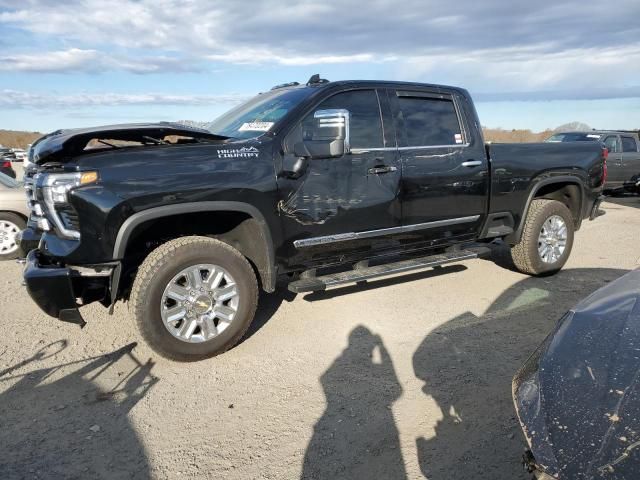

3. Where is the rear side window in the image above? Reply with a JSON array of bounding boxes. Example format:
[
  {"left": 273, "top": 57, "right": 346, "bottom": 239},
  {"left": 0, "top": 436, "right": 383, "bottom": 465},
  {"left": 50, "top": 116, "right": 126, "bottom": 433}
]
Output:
[
  {"left": 621, "top": 136, "right": 638, "bottom": 153},
  {"left": 397, "top": 95, "right": 462, "bottom": 147},
  {"left": 603, "top": 136, "right": 620, "bottom": 153}
]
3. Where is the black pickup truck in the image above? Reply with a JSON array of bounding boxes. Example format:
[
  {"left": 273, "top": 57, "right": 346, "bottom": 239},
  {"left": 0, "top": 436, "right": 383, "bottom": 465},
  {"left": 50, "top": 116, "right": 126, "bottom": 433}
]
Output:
[{"left": 20, "top": 76, "right": 607, "bottom": 360}]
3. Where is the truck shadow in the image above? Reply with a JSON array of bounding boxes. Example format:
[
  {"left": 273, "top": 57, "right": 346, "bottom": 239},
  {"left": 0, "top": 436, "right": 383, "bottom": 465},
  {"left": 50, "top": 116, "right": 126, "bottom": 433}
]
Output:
[
  {"left": 603, "top": 194, "right": 640, "bottom": 210},
  {"left": 242, "top": 288, "right": 297, "bottom": 342},
  {"left": 0, "top": 341, "right": 158, "bottom": 479},
  {"left": 412, "top": 267, "right": 627, "bottom": 479},
  {"left": 301, "top": 325, "right": 406, "bottom": 479}
]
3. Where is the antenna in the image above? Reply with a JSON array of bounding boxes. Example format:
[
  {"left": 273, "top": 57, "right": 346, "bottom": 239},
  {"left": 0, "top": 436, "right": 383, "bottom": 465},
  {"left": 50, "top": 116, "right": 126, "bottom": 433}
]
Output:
[{"left": 307, "top": 74, "right": 329, "bottom": 86}]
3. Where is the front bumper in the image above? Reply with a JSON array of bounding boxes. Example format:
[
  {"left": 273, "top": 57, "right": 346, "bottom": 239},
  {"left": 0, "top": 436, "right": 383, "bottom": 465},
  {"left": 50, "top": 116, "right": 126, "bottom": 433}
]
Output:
[
  {"left": 23, "top": 250, "right": 85, "bottom": 325},
  {"left": 16, "top": 226, "right": 42, "bottom": 259},
  {"left": 23, "top": 250, "right": 117, "bottom": 327}
]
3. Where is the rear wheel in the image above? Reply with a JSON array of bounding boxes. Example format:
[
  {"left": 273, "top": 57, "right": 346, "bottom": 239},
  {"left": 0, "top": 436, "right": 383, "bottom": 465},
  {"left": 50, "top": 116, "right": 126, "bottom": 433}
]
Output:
[
  {"left": 510, "top": 199, "right": 574, "bottom": 276},
  {"left": 0, "top": 212, "right": 26, "bottom": 260},
  {"left": 130, "top": 236, "right": 258, "bottom": 361}
]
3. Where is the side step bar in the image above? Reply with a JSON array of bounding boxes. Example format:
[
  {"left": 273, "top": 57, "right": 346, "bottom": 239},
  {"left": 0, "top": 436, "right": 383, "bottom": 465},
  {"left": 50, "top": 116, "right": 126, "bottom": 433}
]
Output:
[{"left": 288, "top": 246, "right": 491, "bottom": 293}]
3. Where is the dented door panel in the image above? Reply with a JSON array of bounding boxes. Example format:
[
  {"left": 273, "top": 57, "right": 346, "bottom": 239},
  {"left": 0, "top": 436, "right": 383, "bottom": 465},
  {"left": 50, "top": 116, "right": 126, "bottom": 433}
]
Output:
[{"left": 275, "top": 88, "right": 402, "bottom": 268}]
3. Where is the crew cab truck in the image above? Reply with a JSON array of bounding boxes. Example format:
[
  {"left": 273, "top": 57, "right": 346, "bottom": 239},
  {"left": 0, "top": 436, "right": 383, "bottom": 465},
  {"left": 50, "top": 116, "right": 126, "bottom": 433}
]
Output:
[{"left": 20, "top": 76, "right": 607, "bottom": 360}]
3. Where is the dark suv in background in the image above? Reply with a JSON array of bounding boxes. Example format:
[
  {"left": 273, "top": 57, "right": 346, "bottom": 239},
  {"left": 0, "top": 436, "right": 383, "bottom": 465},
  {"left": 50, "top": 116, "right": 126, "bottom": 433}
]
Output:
[{"left": 547, "top": 130, "right": 640, "bottom": 193}]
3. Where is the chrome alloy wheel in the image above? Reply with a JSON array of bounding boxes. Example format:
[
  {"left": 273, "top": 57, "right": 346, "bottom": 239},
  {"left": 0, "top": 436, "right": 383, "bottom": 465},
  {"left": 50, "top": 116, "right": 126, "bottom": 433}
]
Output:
[
  {"left": 537, "top": 215, "right": 567, "bottom": 264},
  {"left": 160, "top": 264, "right": 239, "bottom": 343},
  {"left": 0, "top": 220, "right": 20, "bottom": 255}
]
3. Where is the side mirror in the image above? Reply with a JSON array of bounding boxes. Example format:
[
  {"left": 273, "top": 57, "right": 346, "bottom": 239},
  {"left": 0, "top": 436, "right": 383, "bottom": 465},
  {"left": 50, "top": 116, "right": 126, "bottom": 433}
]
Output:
[{"left": 296, "top": 109, "right": 350, "bottom": 159}]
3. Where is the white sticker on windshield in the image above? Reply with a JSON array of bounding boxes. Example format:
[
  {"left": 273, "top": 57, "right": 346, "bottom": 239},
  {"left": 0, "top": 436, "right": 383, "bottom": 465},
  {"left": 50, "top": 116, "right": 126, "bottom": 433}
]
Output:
[
  {"left": 586, "top": 134, "right": 601, "bottom": 139},
  {"left": 239, "top": 122, "right": 274, "bottom": 132},
  {"left": 454, "top": 133, "right": 463, "bottom": 144}
]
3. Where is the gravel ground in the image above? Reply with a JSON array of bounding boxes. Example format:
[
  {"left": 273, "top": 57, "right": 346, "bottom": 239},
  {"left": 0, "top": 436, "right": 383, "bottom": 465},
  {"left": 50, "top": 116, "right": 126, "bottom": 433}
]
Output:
[{"left": 1, "top": 196, "right": 639, "bottom": 480}]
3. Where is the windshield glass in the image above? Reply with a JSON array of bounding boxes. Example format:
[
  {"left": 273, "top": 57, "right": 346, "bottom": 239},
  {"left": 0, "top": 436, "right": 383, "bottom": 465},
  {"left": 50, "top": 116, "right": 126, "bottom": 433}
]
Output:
[
  {"left": 0, "top": 172, "right": 20, "bottom": 188},
  {"left": 546, "top": 133, "right": 601, "bottom": 142},
  {"left": 208, "top": 88, "right": 313, "bottom": 139}
]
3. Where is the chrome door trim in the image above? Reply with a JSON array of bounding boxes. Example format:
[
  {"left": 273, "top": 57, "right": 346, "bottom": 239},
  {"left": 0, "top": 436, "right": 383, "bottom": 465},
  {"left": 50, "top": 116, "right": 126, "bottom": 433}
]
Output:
[
  {"left": 293, "top": 215, "right": 480, "bottom": 248},
  {"left": 350, "top": 144, "right": 470, "bottom": 155}
]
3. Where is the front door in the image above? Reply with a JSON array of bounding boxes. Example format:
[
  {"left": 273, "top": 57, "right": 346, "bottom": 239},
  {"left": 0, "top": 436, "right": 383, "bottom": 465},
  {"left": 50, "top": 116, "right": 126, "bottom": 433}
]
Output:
[
  {"left": 390, "top": 89, "right": 489, "bottom": 247},
  {"left": 277, "top": 88, "right": 401, "bottom": 267}
]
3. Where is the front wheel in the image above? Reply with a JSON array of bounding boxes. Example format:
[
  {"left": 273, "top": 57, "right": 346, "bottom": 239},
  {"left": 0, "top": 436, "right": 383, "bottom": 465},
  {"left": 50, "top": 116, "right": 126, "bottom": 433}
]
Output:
[
  {"left": 130, "top": 236, "right": 259, "bottom": 361},
  {"left": 510, "top": 199, "right": 575, "bottom": 276}
]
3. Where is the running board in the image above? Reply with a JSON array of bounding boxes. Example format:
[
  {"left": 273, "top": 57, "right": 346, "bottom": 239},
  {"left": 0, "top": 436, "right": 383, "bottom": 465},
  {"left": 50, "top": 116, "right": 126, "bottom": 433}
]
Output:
[{"left": 287, "top": 247, "right": 490, "bottom": 293}]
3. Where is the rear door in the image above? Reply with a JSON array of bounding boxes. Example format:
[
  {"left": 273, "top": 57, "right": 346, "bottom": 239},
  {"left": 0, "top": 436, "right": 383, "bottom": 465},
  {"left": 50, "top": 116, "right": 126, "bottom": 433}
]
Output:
[
  {"left": 390, "top": 89, "right": 489, "bottom": 246},
  {"left": 603, "top": 135, "right": 624, "bottom": 185},
  {"left": 620, "top": 135, "right": 640, "bottom": 185}
]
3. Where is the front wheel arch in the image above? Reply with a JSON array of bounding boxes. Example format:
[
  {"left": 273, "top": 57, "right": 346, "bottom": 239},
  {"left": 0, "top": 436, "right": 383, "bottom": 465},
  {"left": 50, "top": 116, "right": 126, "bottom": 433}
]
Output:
[{"left": 112, "top": 202, "right": 276, "bottom": 302}]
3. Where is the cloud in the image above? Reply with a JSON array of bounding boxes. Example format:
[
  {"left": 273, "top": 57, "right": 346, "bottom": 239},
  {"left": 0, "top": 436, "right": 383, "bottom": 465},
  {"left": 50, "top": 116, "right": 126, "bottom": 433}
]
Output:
[
  {"left": 1, "top": 0, "right": 640, "bottom": 100},
  {"left": 0, "top": 90, "right": 247, "bottom": 109},
  {"left": 0, "top": 48, "right": 200, "bottom": 74},
  {"left": 3, "top": 0, "right": 639, "bottom": 59}
]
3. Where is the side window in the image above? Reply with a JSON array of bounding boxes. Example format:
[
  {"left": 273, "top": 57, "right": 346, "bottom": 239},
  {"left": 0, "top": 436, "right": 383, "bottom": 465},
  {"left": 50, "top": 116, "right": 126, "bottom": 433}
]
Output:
[
  {"left": 302, "top": 90, "right": 383, "bottom": 149},
  {"left": 603, "top": 136, "right": 620, "bottom": 153},
  {"left": 621, "top": 136, "right": 638, "bottom": 153},
  {"left": 397, "top": 95, "right": 462, "bottom": 147}
]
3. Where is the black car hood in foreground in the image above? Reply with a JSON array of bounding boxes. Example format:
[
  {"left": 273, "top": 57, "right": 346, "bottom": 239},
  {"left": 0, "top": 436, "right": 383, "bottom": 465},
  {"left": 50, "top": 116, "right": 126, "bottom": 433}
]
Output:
[
  {"left": 513, "top": 269, "right": 640, "bottom": 479},
  {"left": 30, "top": 122, "right": 226, "bottom": 165}
]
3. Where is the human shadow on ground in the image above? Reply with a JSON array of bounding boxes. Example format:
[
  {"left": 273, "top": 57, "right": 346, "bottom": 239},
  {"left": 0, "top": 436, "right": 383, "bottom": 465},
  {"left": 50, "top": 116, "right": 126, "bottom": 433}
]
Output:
[
  {"left": 301, "top": 325, "right": 406, "bottom": 479},
  {"left": 0, "top": 341, "right": 158, "bottom": 479},
  {"left": 413, "top": 266, "right": 627, "bottom": 479}
]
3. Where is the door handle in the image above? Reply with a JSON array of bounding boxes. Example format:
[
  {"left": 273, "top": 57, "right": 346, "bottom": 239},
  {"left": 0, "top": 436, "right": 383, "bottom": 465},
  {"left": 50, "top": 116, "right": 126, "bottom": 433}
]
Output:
[
  {"left": 368, "top": 165, "right": 398, "bottom": 175},
  {"left": 461, "top": 160, "right": 482, "bottom": 167}
]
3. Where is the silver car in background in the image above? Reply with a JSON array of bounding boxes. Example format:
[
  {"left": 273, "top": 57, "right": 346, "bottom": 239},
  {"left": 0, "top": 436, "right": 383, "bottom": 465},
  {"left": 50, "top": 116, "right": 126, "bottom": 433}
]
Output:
[{"left": 0, "top": 172, "right": 29, "bottom": 259}]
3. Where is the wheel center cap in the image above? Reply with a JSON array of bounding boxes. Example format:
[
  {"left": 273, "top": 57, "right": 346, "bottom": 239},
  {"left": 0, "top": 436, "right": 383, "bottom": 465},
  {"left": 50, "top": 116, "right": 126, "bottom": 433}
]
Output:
[{"left": 193, "top": 295, "right": 213, "bottom": 315}]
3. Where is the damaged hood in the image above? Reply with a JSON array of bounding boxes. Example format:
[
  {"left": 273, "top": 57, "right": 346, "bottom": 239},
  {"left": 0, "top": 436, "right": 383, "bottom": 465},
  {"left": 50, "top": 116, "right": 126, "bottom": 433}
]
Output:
[
  {"left": 513, "top": 268, "right": 640, "bottom": 479},
  {"left": 30, "top": 122, "right": 226, "bottom": 165}
]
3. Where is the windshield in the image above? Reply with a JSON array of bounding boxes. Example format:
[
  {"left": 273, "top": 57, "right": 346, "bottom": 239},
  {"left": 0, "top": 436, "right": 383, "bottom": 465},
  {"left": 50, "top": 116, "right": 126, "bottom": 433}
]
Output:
[
  {"left": 0, "top": 172, "right": 20, "bottom": 188},
  {"left": 546, "top": 133, "right": 601, "bottom": 142},
  {"left": 208, "top": 88, "right": 313, "bottom": 139}
]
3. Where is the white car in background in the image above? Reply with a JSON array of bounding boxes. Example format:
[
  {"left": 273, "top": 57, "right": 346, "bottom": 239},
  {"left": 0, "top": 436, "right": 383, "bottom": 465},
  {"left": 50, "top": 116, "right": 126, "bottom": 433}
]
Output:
[
  {"left": 0, "top": 172, "right": 29, "bottom": 259},
  {"left": 11, "top": 148, "right": 27, "bottom": 162}
]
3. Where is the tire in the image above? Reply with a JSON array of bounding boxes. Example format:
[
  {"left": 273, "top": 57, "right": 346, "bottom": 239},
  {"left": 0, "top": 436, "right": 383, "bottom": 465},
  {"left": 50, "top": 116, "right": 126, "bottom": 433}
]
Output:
[
  {"left": 130, "top": 236, "right": 259, "bottom": 361},
  {"left": 510, "top": 199, "right": 574, "bottom": 276},
  {"left": 0, "top": 212, "right": 26, "bottom": 260}
]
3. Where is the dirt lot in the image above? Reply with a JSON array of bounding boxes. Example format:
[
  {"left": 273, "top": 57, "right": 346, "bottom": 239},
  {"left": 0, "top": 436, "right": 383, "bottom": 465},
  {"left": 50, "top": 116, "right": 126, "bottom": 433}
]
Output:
[{"left": 1, "top": 196, "right": 639, "bottom": 480}]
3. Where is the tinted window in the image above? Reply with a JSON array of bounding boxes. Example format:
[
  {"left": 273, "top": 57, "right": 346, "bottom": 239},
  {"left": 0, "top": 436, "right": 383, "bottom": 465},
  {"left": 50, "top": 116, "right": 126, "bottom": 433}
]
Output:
[
  {"left": 303, "top": 90, "right": 383, "bottom": 148},
  {"left": 397, "top": 96, "right": 462, "bottom": 147},
  {"left": 603, "top": 136, "right": 620, "bottom": 153},
  {"left": 621, "top": 136, "right": 638, "bottom": 153},
  {"left": 545, "top": 133, "right": 601, "bottom": 142}
]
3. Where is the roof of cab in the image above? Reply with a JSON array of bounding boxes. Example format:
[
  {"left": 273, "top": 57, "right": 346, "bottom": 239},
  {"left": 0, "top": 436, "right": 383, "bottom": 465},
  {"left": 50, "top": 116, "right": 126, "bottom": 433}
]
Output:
[{"left": 272, "top": 78, "right": 469, "bottom": 96}]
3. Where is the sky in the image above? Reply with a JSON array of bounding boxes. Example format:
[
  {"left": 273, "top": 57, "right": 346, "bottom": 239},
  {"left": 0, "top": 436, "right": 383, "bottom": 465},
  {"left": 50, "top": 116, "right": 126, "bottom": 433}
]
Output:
[{"left": 1, "top": 0, "right": 639, "bottom": 133}]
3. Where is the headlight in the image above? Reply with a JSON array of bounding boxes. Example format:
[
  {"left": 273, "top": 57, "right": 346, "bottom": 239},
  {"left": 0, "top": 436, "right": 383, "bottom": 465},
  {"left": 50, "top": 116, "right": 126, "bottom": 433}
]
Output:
[
  {"left": 42, "top": 172, "right": 98, "bottom": 205},
  {"left": 41, "top": 171, "right": 98, "bottom": 239}
]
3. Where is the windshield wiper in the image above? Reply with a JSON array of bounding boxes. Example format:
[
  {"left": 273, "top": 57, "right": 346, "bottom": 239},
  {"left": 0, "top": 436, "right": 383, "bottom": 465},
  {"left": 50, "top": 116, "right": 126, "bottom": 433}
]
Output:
[
  {"left": 142, "top": 136, "right": 169, "bottom": 145},
  {"left": 97, "top": 139, "right": 121, "bottom": 149}
]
